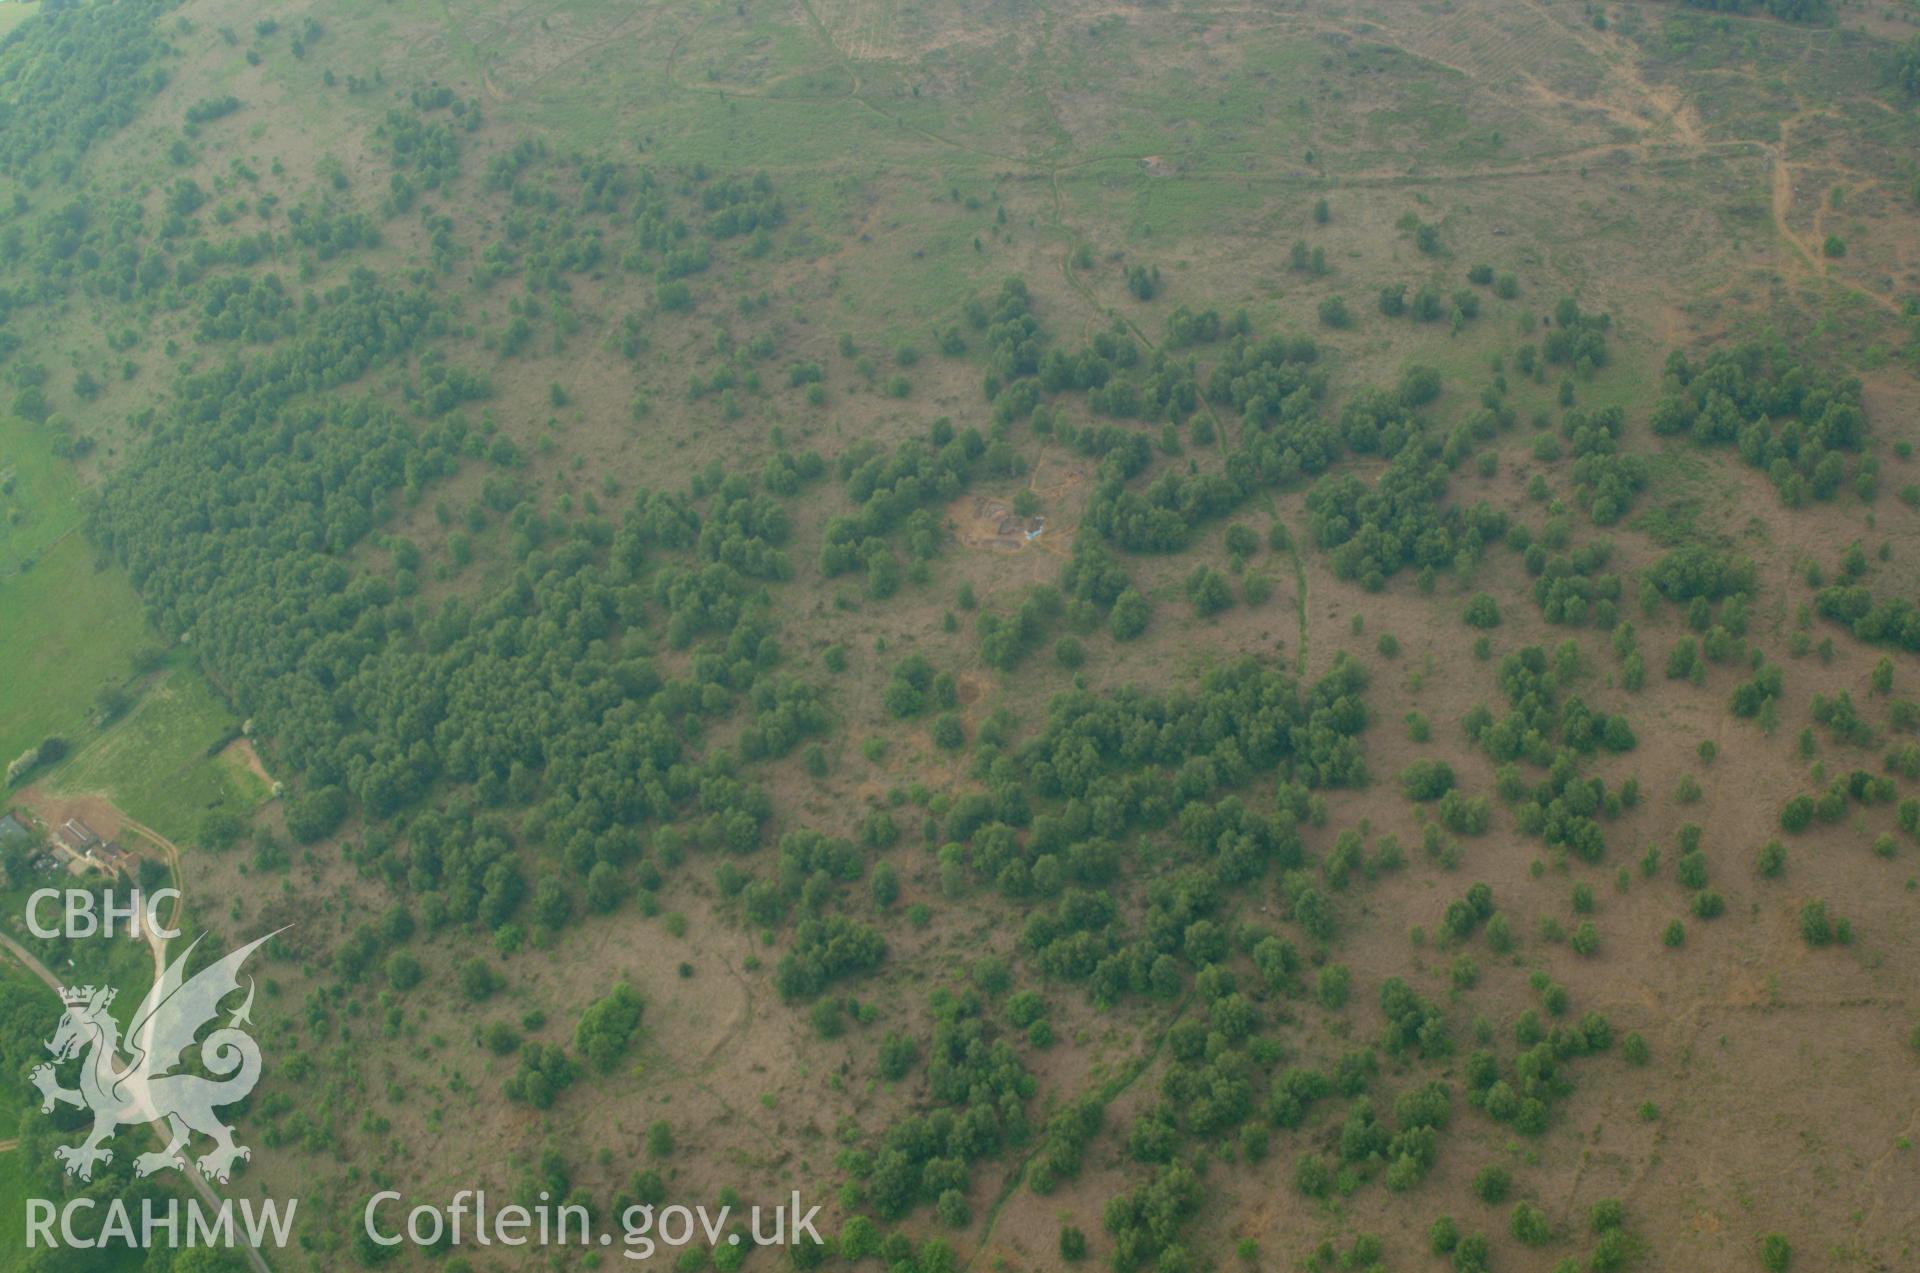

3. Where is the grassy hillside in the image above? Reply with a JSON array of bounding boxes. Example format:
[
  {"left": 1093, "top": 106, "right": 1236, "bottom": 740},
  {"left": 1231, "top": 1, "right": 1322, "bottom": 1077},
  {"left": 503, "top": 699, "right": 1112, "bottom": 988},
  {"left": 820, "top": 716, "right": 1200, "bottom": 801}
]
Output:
[{"left": 0, "top": 0, "right": 1915, "bottom": 1271}]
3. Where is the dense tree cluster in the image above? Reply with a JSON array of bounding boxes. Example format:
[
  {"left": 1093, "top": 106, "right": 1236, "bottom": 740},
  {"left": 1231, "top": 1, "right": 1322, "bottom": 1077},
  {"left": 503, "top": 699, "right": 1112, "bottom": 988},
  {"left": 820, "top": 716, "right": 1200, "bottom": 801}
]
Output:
[
  {"left": 1519, "top": 523, "right": 1622, "bottom": 627},
  {"left": 1647, "top": 545, "right": 1756, "bottom": 602},
  {"left": 849, "top": 987, "right": 1035, "bottom": 1222},
  {"left": 1814, "top": 585, "right": 1920, "bottom": 651},
  {"left": 1900, "top": 37, "right": 1920, "bottom": 98},
  {"left": 379, "top": 99, "right": 475, "bottom": 192},
  {"left": 1464, "top": 645, "right": 1637, "bottom": 861},
  {"left": 823, "top": 418, "right": 989, "bottom": 590},
  {"left": 1561, "top": 406, "right": 1647, "bottom": 524},
  {"left": 774, "top": 916, "right": 887, "bottom": 1000},
  {"left": 184, "top": 94, "right": 243, "bottom": 127},
  {"left": 1041, "top": 324, "right": 1200, "bottom": 423},
  {"left": 0, "top": 0, "right": 173, "bottom": 182},
  {"left": 1163, "top": 304, "right": 1247, "bottom": 349},
  {"left": 575, "top": 981, "right": 646, "bottom": 1071},
  {"left": 1309, "top": 435, "right": 1509, "bottom": 590},
  {"left": 1682, "top": 0, "right": 1831, "bottom": 21},
  {"left": 1651, "top": 343, "right": 1872, "bottom": 505},
  {"left": 1541, "top": 298, "right": 1612, "bottom": 373}
]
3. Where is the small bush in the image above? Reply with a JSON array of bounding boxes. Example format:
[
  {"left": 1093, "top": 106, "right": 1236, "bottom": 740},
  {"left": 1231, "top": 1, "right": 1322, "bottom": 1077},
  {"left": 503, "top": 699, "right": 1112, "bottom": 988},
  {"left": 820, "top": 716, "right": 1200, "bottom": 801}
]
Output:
[{"left": 1509, "top": 1201, "right": 1551, "bottom": 1246}]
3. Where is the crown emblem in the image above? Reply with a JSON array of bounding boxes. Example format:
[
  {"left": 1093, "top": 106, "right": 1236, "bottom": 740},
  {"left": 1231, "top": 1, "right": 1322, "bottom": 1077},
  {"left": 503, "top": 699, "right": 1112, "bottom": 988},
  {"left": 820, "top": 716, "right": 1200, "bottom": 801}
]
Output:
[{"left": 59, "top": 985, "right": 111, "bottom": 1009}]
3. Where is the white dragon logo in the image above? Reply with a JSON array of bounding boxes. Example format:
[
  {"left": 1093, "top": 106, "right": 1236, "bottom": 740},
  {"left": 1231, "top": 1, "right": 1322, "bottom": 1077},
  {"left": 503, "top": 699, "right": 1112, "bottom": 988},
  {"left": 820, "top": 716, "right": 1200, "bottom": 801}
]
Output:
[{"left": 31, "top": 930, "right": 281, "bottom": 1184}]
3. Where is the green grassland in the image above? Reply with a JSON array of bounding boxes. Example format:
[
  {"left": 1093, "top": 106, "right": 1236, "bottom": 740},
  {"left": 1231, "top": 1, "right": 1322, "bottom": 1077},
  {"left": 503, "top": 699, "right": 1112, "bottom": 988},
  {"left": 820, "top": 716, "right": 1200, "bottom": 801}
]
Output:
[
  {"left": 0, "top": 409, "right": 82, "bottom": 579},
  {"left": 51, "top": 664, "right": 258, "bottom": 845},
  {"left": 0, "top": 365, "right": 155, "bottom": 775},
  {"left": 0, "top": 531, "right": 151, "bottom": 772},
  {"left": 0, "top": 2, "right": 35, "bottom": 42}
]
